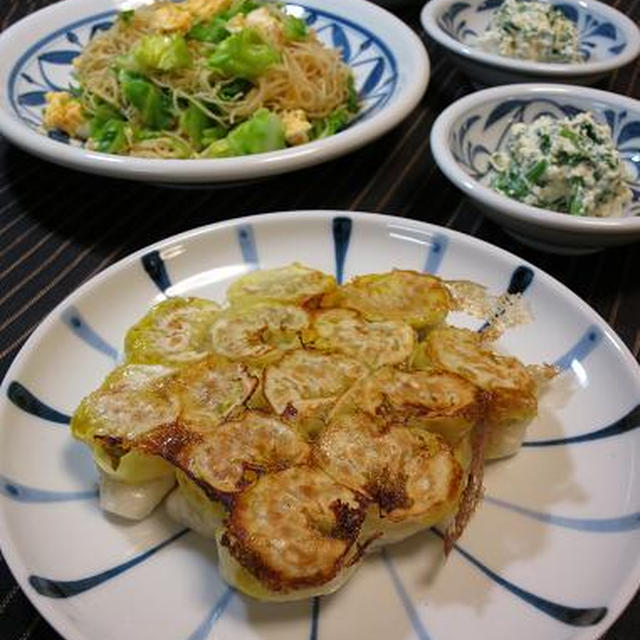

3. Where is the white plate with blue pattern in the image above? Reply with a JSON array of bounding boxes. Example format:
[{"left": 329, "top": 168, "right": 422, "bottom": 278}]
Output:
[
  {"left": 421, "top": 0, "right": 640, "bottom": 85},
  {"left": 1, "top": 210, "right": 639, "bottom": 640},
  {"left": 430, "top": 84, "right": 640, "bottom": 254},
  {"left": 0, "top": 0, "right": 428, "bottom": 184}
]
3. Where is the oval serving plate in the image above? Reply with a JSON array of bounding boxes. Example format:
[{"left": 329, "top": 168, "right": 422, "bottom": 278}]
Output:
[
  {"left": 0, "top": 0, "right": 428, "bottom": 184},
  {"left": 1, "top": 211, "right": 639, "bottom": 640}
]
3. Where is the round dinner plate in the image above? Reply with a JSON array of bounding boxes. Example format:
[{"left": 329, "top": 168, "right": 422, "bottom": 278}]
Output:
[
  {"left": 0, "top": 0, "right": 429, "bottom": 184},
  {"left": 0, "top": 211, "right": 639, "bottom": 640}
]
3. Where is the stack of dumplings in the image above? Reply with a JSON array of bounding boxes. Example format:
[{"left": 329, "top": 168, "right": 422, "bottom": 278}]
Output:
[{"left": 71, "top": 264, "right": 553, "bottom": 600}]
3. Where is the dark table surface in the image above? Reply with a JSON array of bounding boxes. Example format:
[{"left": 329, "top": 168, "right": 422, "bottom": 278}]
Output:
[{"left": 1, "top": 0, "right": 639, "bottom": 638}]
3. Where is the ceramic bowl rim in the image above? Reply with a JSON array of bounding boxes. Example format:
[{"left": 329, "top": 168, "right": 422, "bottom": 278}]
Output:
[
  {"left": 421, "top": 0, "right": 640, "bottom": 77},
  {"left": 430, "top": 83, "right": 640, "bottom": 236},
  {"left": 0, "top": 0, "right": 430, "bottom": 184}
]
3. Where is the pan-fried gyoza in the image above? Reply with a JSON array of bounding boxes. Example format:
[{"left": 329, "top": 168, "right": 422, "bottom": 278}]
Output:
[{"left": 71, "top": 263, "right": 554, "bottom": 600}]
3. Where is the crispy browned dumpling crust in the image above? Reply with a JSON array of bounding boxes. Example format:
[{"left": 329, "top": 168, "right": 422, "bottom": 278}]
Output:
[
  {"left": 227, "top": 263, "right": 337, "bottom": 307},
  {"left": 263, "top": 349, "right": 368, "bottom": 438},
  {"left": 302, "top": 308, "right": 415, "bottom": 369},
  {"left": 210, "top": 302, "right": 310, "bottom": 366},
  {"left": 137, "top": 411, "right": 310, "bottom": 501},
  {"left": 320, "top": 270, "right": 452, "bottom": 328},
  {"left": 220, "top": 466, "right": 368, "bottom": 593},
  {"left": 124, "top": 297, "right": 221, "bottom": 367},
  {"left": 332, "top": 367, "right": 486, "bottom": 446},
  {"left": 78, "top": 358, "right": 257, "bottom": 476},
  {"left": 315, "top": 411, "right": 463, "bottom": 526},
  {"left": 173, "top": 356, "right": 258, "bottom": 429},
  {"left": 72, "top": 364, "right": 179, "bottom": 445},
  {"left": 70, "top": 264, "right": 550, "bottom": 600},
  {"left": 421, "top": 326, "right": 538, "bottom": 458},
  {"left": 422, "top": 326, "right": 536, "bottom": 425}
]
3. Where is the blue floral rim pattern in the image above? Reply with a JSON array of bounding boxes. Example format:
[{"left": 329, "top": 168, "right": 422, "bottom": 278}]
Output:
[
  {"left": 8, "top": 4, "right": 398, "bottom": 143},
  {"left": 449, "top": 98, "right": 640, "bottom": 209},
  {"left": 438, "top": 0, "right": 628, "bottom": 61}
]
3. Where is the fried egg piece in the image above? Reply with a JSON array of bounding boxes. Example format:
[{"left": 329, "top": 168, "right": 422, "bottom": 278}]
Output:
[
  {"left": 185, "top": 0, "right": 232, "bottom": 21},
  {"left": 332, "top": 367, "right": 485, "bottom": 446},
  {"left": 282, "top": 110, "right": 312, "bottom": 146},
  {"left": 210, "top": 302, "right": 309, "bottom": 366},
  {"left": 148, "top": 4, "right": 193, "bottom": 33},
  {"left": 125, "top": 297, "right": 221, "bottom": 367},
  {"left": 321, "top": 270, "right": 452, "bottom": 329},
  {"left": 43, "top": 92, "right": 89, "bottom": 138},
  {"left": 422, "top": 326, "right": 538, "bottom": 458},
  {"left": 217, "top": 465, "right": 368, "bottom": 600},
  {"left": 263, "top": 350, "right": 368, "bottom": 438},
  {"left": 315, "top": 412, "right": 464, "bottom": 546},
  {"left": 226, "top": 7, "right": 285, "bottom": 45},
  {"left": 244, "top": 7, "right": 284, "bottom": 44},
  {"left": 302, "top": 308, "right": 415, "bottom": 369},
  {"left": 227, "top": 263, "right": 336, "bottom": 306}
]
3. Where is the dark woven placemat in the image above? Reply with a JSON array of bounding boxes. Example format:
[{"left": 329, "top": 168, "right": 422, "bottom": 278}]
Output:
[{"left": 1, "top": 1, "right": 639, "bottom": 638}]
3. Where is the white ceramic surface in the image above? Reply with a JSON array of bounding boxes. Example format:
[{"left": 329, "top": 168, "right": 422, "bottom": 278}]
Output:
[
  {"left": 421, "top": 0, "right": 640, "bottom": 86},
  {"left": 1, "top": 210, "right": 639, "bottom": 640},
  {"left": 430, "top": 83, "right": 640, "bottom": 254},
  {"left": 0, "top": 0, "right": 429, "bottom": 184}
]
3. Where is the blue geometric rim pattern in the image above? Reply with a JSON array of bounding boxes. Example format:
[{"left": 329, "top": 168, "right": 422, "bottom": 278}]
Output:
[
  {"left": 5, "top": 216, "right": 639, "bottom": 637},
  {"left": 8, "top": 4, "right": 398, "bottom": 142},
  {"left": 449, "top": 97, "right": 640, "bottom": 208},
  {"left": 437, "top": 0, "right": 628, "bottom": 61}
]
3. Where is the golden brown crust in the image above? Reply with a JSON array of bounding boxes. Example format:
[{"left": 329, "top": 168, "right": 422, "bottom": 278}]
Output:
[
  {"left": 320, "top": 270, "right": 452, "bottom": 328},
  {"left": 423, "top": 326, "right": 537, "bottom": 426},
  {"left": 302, "top": 308, "right": 415, "bottom": 369},
  {"left": 314, "top": 411, "right": 463, "bottom": 524},
  {"left": 220, "top": 466, "right": 367, "bottom": 592},
  {"left": 227, "top": 263, "right": 337, "bottom": 307},
  {"left": 209, "top": 302, "right": 309, "bottom": 365},
  {"left": 136, "top": 411, "right": 310, "bottom": 502},
  {"left": 71, "top": 265, "right": 550, "bottom": 599},
  {"left": 173, "top": 356, "right": 258, "bottom": 428},
  {"left": 331, "top": 367, "right": 486, "bottom": 446},
  {"left": 263, "top": 349, "right": 368, "bottom": 438}
]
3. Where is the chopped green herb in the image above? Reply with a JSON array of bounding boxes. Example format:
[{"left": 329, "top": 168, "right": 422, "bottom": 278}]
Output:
[
  {"left": 346, "top": 76, "right": 359, "bottom": 113},
  {"left": 188, "top": 19, "right": 229, "bottom": 44},
  {"left": 312, "top": 108, "right": 350, "bottom": 140},
  {"left": 119, "top": 10, "right": 135, "bottom": 25},
  {"left": 217, "top": 78, "right": 253, "bottom": 101},
  {"left": 283, "top": 15, "right": 308, "bottom": 41},
  {"left": 525, "top": 159, "right": 548, "bottom": 184},
  {"left": 90, "top": 116, "right": 127, "bottom": 153}
]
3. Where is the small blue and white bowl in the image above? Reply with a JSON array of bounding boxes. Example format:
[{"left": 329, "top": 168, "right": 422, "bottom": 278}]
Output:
[
  {"left": 430, "top": 84, "right": 640, "bottom": 254},
  {"left": 0, "top": 0, "right": 429, "bottom": 184},
  {"left": 421, "top": 0, "right": 640, "bottom": 86}
]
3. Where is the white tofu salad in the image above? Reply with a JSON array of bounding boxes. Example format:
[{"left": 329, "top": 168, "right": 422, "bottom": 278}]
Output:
[
  {"left": 477, "top": 0, "right": 584, "bottom": 63},
  {"left": 489, "top": 112, "right": 632, "bottom": 217}
]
